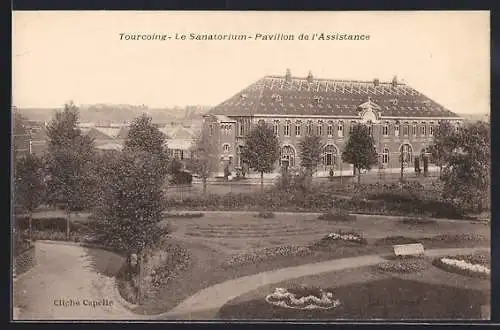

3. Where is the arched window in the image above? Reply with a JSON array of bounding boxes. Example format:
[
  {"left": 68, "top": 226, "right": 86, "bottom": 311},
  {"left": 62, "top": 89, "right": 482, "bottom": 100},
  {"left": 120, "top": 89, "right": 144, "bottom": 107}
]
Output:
[
  {"left": 295, "top": 121, "right": 302, "bottom": 136},
  {"left": 382, "top": 147, "right": 390, "bottom": 164},
  {"left": 322, "top": 145, "right": 338, "bottom": 166},
  {"left": 412, "top": 122, "right": 417, "bottom": 136},
  {"left": 306, "top": 120, "right": 313, "bottom": 135},
  {"left": 367, "top": 121, "right": 373, "bottom": 136},
  {"left": 382, "top": 121, "right": 389, "bottom": 136},
  {"left": 317, "top": 121, "right": 323, "bottom": 136},
  {"left": 420, "top": 122, "right": 427, "bottom": 136},
  {"left": 280, "top": 145, "right": 295, "bottom": 168},
  {"left": 284, "top": 120, "right": 291, "bottom": 136},
  {"left": 400, "top": 144, "right": 412, "bottom": 164},
  {"left": 395, "top": 121, "right": 400, "bottom": 137},
  {"left": 403, "top": 122, "right": 409, "bottom": 136},
  {"left": 429, "top": 122, "right": 435, "bottom": 136},
  {"left": 327, "top": 121, "right": 333, "bottom": 136},
  {"left": 338, "top": 121, "right": 344, "bottom": 138}
]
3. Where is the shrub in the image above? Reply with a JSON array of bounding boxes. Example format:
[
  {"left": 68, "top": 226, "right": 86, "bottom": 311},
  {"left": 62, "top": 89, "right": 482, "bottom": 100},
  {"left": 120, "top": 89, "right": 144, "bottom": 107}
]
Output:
[
  {"left": 254, "top": 212, "right": 275, "bottom": 219},
  {"left": 398, "top": 217, "right": 438, "bottom": 226},
  {"left": 317, "top": 210, "right": 355, "bottom": 222},
  {"left": 374, "top": 236, "right": 424, "bottom": 246},
  {"left": 170, "top": 171, "right": 193, "bottom": 185},
  {"left": 163, "top": 212, "right": 204, "bottom": 219},
  {"left": 376, "top": 259, "right": 428, "bottom": 273},
  {"left": 15, "top": 217, "right": 87, "bottom": 233}
]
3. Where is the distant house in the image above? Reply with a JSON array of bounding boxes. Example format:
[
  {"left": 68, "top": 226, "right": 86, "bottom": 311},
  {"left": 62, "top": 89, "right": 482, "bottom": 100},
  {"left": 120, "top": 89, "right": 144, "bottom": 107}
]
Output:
[{"left": 161, "top": 125, "right": 197, "bottom": 160}]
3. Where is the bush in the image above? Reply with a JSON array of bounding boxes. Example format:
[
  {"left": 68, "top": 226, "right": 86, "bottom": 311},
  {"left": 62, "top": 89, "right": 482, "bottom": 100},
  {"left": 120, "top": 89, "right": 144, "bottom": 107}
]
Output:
[
  {"left": 374, "top": 236, "right": 424, "bottom": 246},
  {"left": 317, "top": 210, "right": 355, "bottom": 222},
  {"left": 312, "top": 230, "right": 368, "bottom": 248},
  {"left": 163, "top": 212, "right": 204, "bottom": 219},
  {"left": 254, "top": 212, "right": 275, "bottom": 219},
  {"left": 15, "top": 217, "right": 87, "bottom": 233},
  {"left": 170, "top": 171, "right": 193, "bottom": 185},
  {"left": 376, "top": 259, "right": 428, "bottom": 273},
  {"left": 398, "top": 217, "right": 438, "bottom": 226}
]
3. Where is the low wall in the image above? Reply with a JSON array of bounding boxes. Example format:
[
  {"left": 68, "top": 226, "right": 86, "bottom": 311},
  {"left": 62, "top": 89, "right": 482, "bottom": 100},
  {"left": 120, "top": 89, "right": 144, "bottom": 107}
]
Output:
[{"left": 14, "top": 245, "right": 36, "bottom": 277}]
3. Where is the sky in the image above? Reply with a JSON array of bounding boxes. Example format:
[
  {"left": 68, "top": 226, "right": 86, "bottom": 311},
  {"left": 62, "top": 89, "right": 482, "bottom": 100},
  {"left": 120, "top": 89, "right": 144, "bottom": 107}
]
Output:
[{"left": 12, "top": 11, "right": 490, "bottom": 114}]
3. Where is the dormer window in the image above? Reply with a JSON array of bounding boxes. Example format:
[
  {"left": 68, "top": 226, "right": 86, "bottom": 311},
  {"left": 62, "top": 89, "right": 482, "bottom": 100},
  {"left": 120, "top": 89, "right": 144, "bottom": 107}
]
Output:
[
  {"left": 240, "top": 94, "right": 248, "bottom": 99},
  {"left": 271, "top": 94, "right": 282, "bottom": 102},
  {"left": 391, "top": 99, "right": 398, "bottom": 106}
]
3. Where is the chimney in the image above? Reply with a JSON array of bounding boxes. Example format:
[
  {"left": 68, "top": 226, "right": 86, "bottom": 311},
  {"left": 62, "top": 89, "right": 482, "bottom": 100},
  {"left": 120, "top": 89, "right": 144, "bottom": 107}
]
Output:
[
  {"left": 285, "top": 68, "right": 292, "bottom": 82},
  {"left": 373, "top": 78, "right": 380, "bottom": 87},
  {"left": 392, "top": 75, "right": 398, "bottom": 88},
  {"left": 307, "top": 70, "right": 314, "bottom": 83}
]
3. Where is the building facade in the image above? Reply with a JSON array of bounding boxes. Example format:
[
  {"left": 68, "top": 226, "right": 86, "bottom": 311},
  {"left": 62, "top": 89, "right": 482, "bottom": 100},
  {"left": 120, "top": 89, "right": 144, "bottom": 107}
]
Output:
[{"left": 204, "top": 71, "right": 462, "bottom": 177}]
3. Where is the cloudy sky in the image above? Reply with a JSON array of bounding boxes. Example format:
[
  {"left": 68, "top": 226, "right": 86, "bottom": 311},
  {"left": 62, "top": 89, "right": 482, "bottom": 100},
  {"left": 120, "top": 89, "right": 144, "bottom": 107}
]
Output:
[{"left": 12, "top": 11, "right": 489, "bottom": 114}]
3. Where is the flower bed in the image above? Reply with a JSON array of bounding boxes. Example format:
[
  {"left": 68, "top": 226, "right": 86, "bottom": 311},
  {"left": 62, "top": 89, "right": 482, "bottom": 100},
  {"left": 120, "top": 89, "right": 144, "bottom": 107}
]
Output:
[
  {"left": 222, "top": 245, "right": 312, "bottom": 267},
  {"left": 433, "top": 252, "right": 490, "bottom": 279},
  {"left": 312, "top": 230, "right": 368, "bottom": 248},
  {"left": 265, "top": 287, "right": 341, "bottom": 310},
  {"left": 376, "top": 257, "right": 428, "bottom": 274}
]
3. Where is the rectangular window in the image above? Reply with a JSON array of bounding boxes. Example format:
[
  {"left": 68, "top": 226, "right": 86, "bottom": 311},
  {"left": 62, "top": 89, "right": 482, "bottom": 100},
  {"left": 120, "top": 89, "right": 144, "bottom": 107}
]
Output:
[
  {"left": 403, "top": 124, "right": 409, "bottom": 136},
  {"left": 239, "top": 121, "right": 244, "bottom": 136},
  {"left": 429, "top": 124, "right": 434, "bottom": 136},
  {"left": 317, "top": 121, "right": 323, "bottom": 136},
  {"left": 274, "top": 120, "right": 279, "bottom": 136},
  {"left": 209, "top": 124, "right": 214, "bottom": 136},
  {"left": 412, "top": 123, "right": 417, "bottom": 136},
  {"left": 395, "top": 124, "right": 400, "bottom": 137},
  {"left": 284, "top": 121, "right": 290, "bottom": 136},
  {"left": 307, "top": 121, "right": 313, "bottom": 135},
  {"left": 338, "top": 122, "right": 344, "bottom": 138},
  {"left": 421, "top": 125, "right": 427, "bottom": 136},
  {"left": 295, "top": 122, "right": 301, "bottom": 136},
  {"left": 327, "top": 123, "right": 333, "bottom": 136},
  {"left": 382, "top": 123, "right": 388, "bottom": 136}
]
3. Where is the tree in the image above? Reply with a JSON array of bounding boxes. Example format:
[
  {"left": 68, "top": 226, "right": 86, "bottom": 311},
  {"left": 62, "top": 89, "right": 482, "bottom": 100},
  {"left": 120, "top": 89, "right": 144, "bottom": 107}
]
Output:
[
  {"left": 298, "top": 134, "right": 323, "bottom": 188},
  {"left": 91, "top": 151, "right": 168, "bottom": 300},
  {"left": 14, "top": 154, "right": 45, "bottom": 240},
  {"left": 124, "top": 114, "right": 166, "bottom": 156},
  {"left": 429, "top": 121, "right": 455, "bottom": 175},
  {"left": 91, "top": 118, "right": 169, "bottom": 300},
  {"left": 241, "top": 121, "right": 280, "bottom": 192},
  {"left": 341, "top": 123, "right": 378, "bottom": 184},
  {"left": 167, "top": 158, "right": 183, "bottom": 175},
  {"left": 45, "top": 102, "right": 96, "bottom": 239},
  {"left": 440, "top": 121, "right": 490, "bottom": 213},
  {"left": 186, "top": 127, "right": 217, "bottom": 195}
]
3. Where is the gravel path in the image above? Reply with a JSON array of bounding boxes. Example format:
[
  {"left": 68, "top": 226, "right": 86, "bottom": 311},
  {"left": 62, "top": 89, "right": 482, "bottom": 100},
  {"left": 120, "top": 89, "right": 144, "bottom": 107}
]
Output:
[{"left": 13, "top": 242, "right": 139, "bottom": 320}]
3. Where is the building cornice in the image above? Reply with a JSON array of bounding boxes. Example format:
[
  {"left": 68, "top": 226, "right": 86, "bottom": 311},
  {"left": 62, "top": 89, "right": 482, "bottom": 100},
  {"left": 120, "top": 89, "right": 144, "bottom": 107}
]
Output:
[{"left": 245, "top": 114, "right": 462, "bottom": 121}]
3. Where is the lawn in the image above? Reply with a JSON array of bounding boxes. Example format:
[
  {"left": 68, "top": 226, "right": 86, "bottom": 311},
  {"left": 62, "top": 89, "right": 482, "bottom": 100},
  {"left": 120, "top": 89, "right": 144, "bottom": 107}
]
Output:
[
  {"left": 129, "top": 212, "right": 489, "bottom": 315},
  {"left": 217, "top": 260, "right": 490, "bottom": 320}
]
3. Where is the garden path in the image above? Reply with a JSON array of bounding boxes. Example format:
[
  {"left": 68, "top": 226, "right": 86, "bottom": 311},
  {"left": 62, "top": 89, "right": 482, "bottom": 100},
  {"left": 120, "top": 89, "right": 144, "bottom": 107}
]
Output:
[{"left": 157, "top": 247, "right": 487, "bottom": 320}]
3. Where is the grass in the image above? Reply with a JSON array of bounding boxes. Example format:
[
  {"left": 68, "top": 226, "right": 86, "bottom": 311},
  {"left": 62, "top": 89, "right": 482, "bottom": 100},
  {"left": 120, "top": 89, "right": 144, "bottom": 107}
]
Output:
[{"left": 218, "top": 278, "right": 488, "bottom": 319}]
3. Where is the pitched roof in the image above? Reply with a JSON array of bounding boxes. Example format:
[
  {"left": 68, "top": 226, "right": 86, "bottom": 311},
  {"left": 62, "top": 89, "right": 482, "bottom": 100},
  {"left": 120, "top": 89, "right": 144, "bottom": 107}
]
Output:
[
  {"left": 209, "top": 75, "right": 459, "bottom": 118},
  {"left": 94, "top": 127, "right": 121, "bottom": 139},
  {"left": 84, "top": 127, "right": 114, "bottom": 140},
  {"left": 116, "top": 127, "right": 130, "bottom": 139},
  {"left": 160, "top": 125, "right": 197, "bottom": 139},
  {"left": 165, "top": 139, "right": 194, "bottom": 150},
  {"left": 96, "top": 142, "right": 123, "bottom": 151}
]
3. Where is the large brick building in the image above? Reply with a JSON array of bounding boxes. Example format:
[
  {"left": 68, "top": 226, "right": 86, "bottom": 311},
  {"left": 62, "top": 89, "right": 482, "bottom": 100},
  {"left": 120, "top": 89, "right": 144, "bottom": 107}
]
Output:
[{"left": 203, "top": 70, "right": 462, "bottom": 178}]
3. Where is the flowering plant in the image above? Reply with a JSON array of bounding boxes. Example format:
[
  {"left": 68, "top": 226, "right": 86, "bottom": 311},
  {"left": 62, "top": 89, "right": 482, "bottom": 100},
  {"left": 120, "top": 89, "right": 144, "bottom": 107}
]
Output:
[
  {"left": 223, "top": 245, "right": 312, "bottom": 267},
  {"left": 265, "top": 287, "right": 341, "bottom": 310},
  {"left": 313, "top": 230, "right": 368, "bottom": 248},
  {"left": 433, "top": 252, "right": 490, "bottom": 279}
]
